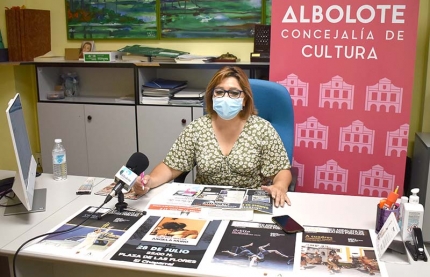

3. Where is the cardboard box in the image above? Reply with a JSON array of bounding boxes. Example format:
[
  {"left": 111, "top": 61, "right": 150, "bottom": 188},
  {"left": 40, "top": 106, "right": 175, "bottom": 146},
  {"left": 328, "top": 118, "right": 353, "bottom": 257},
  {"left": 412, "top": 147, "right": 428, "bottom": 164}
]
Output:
[
  {"left": 65, "top": 48, "right": 80, "bottom": 60},
  {"left": 5, "top": 9, "right": 50, "bottom": 61},
  {"left": 83, "top": 52, "right": 122, "bottom": 62}
]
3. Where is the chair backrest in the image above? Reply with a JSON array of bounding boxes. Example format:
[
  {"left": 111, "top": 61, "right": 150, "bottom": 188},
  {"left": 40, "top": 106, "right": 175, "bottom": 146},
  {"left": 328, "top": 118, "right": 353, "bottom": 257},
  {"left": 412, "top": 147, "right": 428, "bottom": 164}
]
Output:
[{"left": 249, "top": 79, "right": 295, "bottom": 163}]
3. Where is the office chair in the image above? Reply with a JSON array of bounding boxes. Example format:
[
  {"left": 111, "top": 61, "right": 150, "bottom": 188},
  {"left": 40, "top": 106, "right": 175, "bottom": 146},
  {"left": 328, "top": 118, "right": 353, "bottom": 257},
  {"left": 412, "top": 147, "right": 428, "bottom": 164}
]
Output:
[
  {"left": 249, "top": 79, "right": 297, "bottom": 192},
  {"left": 175, "top": 79, "right": 297, "bottom": 192}
]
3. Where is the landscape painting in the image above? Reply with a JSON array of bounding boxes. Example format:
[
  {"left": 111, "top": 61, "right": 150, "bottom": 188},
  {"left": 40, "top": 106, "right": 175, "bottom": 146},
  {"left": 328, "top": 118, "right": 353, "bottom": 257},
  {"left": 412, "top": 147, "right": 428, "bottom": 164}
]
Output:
[
  {"left": 160, "top": 0, "right": 262, "bottom": 38},
  {"left": 65, "top": 0, "right": 158, "bottom": 39},
  {"left": 65, "top": 0, "right": 271, "bottom": 40},
  {"left": 265, "top": 0, "right": 271, "bottom": 25}
]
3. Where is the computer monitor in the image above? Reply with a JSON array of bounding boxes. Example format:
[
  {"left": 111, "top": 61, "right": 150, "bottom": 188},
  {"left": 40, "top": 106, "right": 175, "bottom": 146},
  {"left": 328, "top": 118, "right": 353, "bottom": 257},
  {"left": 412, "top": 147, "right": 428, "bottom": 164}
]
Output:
[{"left": 4, "top": 93, "right": 46, "bottom": 215}]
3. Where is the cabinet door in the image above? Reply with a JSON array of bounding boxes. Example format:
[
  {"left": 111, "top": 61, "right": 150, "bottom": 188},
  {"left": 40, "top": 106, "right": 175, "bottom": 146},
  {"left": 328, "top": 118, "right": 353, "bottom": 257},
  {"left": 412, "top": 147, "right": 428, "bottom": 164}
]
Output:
[
  {"left": 37, "top": 103, "right": 88, "bottom": 176},
  {"left": 193, "top": 107, "right": 204, "bottom": 120},
  {"left": 84, "top": 105, "right": 137, "bottom": 178},
  {"left": 137, "top": 106, "right": 192, "bottom": 179}
]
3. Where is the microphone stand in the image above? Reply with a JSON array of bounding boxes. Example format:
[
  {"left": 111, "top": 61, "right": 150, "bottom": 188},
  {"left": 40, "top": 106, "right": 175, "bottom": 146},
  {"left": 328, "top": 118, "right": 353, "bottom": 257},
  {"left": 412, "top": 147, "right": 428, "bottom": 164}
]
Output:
[{"left": 115, "top": 189, "right": 128, "bottom": 213}]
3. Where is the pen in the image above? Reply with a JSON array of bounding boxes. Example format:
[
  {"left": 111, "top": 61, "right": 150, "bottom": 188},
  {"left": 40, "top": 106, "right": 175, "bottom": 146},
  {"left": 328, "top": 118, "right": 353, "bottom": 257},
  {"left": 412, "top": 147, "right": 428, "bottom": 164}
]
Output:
[{"left": 140, "top": 172, "right": 145, "bottom": 188}]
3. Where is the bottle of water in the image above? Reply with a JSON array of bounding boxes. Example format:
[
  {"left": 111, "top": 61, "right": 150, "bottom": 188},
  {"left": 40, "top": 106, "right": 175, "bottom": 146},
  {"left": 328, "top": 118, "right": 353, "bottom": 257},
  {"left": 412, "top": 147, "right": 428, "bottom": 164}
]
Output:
[
  {"left": 52, "top": 138, "right": 67, "bottom": 180},
  {"left": 64, "top": 73, "right": 74, "bottom": 97}
]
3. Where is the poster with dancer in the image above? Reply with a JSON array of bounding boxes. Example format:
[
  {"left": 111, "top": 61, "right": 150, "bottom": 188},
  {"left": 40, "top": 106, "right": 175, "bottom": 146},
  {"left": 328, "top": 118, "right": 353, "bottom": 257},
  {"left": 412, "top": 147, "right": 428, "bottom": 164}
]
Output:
[
  {"left": 211, "top": 220, "right": 296, "bottom": 275},
  {"left": 25, "top": 206, "right": 144, "bottom": 259},
  {"left": 300, "top": 226, "right": 385, "bottom": 276},
  {"left": 141, "top": 217, "right": 209, "bottom": 246},
  {"left": 110, "top": 216, "right": 221, "bottom": 269}
]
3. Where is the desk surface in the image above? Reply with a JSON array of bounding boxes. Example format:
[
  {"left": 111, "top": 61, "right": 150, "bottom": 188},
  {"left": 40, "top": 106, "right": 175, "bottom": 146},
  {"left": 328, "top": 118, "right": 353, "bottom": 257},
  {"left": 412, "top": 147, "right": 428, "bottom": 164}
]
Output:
[
  {"left": 1, "top": 174, "right": 429, "bottom": 277},
  {"left": 0, "top": 172, "right": 104, "bottom": 249}
]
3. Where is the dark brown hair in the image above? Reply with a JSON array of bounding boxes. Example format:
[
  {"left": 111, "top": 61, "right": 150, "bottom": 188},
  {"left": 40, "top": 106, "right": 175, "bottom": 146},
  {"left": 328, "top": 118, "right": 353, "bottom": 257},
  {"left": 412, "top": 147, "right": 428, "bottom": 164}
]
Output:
[{"left": 204, "top": 66, "right": 257, "bottom": 119}]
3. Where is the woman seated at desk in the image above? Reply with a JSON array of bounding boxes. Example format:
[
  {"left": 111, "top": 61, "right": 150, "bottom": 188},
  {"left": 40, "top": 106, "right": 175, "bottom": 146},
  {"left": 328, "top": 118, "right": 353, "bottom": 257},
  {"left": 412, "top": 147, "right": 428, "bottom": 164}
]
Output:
[{"left": 134, "top": 66, "right": 292, "bottom": 207}]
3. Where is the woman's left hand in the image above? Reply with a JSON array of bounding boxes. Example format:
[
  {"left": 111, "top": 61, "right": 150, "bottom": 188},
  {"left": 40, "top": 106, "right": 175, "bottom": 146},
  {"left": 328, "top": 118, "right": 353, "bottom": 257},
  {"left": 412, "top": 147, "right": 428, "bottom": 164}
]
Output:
[{"left": 261, "top": 184, "right": 291, "bottom": 208}]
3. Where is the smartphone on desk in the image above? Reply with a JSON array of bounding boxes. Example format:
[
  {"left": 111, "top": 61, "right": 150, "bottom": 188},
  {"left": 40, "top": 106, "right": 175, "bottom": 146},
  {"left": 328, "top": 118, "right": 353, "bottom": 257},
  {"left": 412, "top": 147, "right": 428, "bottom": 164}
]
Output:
[{"left": 272, "top": 215, "right": 304, "bottom": 234}]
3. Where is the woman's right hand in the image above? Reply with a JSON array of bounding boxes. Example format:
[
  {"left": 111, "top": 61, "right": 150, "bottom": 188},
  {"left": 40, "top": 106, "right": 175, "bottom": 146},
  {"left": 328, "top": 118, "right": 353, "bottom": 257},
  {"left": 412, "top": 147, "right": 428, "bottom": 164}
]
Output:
[{"left": 133, "top": 175, "right": 151, "bottom": 195}]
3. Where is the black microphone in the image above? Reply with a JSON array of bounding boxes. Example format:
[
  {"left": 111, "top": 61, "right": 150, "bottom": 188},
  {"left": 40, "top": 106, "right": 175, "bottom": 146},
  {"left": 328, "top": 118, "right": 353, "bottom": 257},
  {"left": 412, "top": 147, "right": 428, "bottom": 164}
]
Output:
[{"left": 104, "top": 152, "right": 149, "bottom": 204}]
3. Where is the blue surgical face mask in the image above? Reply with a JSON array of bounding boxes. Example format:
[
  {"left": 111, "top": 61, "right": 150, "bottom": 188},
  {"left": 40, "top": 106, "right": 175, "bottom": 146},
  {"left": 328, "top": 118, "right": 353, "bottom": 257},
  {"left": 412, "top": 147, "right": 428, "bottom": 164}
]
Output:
[{"left": 213, "top": 98, "right": 243, "bottom": 120}]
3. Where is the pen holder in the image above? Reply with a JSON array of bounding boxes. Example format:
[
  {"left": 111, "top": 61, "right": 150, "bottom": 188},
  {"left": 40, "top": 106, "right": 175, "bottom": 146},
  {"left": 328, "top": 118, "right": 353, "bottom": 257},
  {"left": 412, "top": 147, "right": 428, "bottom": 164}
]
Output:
[{"left": 375, "top": 203, "right": 400, "bottom": 233}]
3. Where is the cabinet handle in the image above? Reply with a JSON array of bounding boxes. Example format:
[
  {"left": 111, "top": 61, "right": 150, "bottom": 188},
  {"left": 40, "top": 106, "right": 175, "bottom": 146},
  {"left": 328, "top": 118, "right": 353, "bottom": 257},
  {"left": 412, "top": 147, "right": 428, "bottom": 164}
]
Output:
[
  {"left": 181, "top": 119, "right": 186, "bottom": 124},
  {"left": 87, "top": 115, "right": 92, "bottom": 121}
]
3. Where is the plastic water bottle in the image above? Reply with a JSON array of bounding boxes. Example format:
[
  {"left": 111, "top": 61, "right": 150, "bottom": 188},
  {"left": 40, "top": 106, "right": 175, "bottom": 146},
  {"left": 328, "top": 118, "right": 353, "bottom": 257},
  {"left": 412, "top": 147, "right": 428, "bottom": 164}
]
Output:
[
  {"left": 52, "top": 138, "right": 67, "bottom": 180},
  {"left": 63, "top": 73, "right": 74, "bottom": 97}
]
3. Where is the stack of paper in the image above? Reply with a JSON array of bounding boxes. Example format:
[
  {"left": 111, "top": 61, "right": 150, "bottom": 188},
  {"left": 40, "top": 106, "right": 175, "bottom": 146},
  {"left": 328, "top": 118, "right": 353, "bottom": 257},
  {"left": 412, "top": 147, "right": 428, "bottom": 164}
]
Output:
[
  {"left": 169, "top": 88, "right": 205, "bottom": 106},
  {"left": 141, "top": 78, "right": 188, "bottom": 104}
]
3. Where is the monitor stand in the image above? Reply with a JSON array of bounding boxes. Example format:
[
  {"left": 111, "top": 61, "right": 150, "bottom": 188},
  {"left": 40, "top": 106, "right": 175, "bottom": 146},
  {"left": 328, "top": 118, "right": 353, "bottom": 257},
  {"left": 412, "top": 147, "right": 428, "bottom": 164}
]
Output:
[{"left": 4, "top": 188, "right": 47, "bottom": 216}]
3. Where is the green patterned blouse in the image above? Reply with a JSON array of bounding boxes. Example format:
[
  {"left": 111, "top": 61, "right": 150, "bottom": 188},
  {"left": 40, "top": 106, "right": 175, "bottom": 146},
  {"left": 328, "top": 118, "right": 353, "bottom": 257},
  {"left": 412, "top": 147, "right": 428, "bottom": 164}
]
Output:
[{"left": 164, "top": 114, "right": 291, "bottom": 188}]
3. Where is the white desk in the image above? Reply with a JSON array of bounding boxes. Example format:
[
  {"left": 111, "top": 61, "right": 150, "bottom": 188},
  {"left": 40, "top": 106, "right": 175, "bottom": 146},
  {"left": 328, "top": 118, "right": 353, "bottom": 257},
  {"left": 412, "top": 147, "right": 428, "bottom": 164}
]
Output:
[
  {"left": 0, "top": 172, "right": 104, "bottom": 249},
  {"left": 1, "top": 175, "right": 429, "bottom": 277}
]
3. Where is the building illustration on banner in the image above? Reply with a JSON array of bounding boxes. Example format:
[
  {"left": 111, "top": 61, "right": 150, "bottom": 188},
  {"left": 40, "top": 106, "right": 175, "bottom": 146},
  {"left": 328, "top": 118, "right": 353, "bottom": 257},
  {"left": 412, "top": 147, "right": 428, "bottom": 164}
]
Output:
[
  {"left": 319, "top": 76, "right": 354, "bottom": 110},
  {"left": 339, "top": 120, "right": 375, "bottom": 154},
  {"left": 292, "top": 158, "right": 304, "bottom": 187},
  {"left": 385, "top": 124, "right": 409, "bottom": 157},
  {"left": 296, "top": 117, "right": 329, "bottom": 149},
  {"left": 277, "top": 74, "right": 309, "bottom": 106},
  {"left": 279, "top": 74, "right": 407, "bottom": 195},
  {"left": 365, "top": 78, "right": 403, "bottom": 113},
  {"left": 314, "top": 160, "right": 348, "bottom": 193},
  {"left": 359, "top": 165, "right": 395, "bottom": 196}
]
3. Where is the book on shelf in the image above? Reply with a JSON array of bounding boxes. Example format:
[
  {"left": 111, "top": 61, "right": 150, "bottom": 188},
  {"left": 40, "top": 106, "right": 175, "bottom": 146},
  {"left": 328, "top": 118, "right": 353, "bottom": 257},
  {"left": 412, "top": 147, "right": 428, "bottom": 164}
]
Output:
[
  {"left": 171, "top": 88, "right": 205, "bottom": 99},
  {"left": 142, "top": 84, "right": 187, "bottom": 95},
  {"left": 169, "top": 99, "right": 203, "bottom": 106},
  {"left": 151, "top": 56, "right": 176, "bottom": 63},
  {"left": 144, "top": 78, "right": 188, "bottom": 89},
  {"left": 141, "top": 96, "right": 170, "bottom": 105},
  {"left": 121, "top": 54, "right": 150, "bottom": 62}
]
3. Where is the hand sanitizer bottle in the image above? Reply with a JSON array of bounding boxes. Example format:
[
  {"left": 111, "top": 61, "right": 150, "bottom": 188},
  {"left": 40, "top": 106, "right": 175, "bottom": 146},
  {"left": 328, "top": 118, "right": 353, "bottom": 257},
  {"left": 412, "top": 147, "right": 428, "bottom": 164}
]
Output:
[{"left": 401, "top": 188, "right": 424, "bottom": 242}]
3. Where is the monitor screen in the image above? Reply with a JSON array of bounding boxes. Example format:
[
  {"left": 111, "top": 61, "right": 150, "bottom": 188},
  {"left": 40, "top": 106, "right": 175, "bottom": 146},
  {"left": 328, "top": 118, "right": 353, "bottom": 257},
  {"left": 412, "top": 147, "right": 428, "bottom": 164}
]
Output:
[{"left": 5, "top": 93, "right": 38, "bottom": 212}]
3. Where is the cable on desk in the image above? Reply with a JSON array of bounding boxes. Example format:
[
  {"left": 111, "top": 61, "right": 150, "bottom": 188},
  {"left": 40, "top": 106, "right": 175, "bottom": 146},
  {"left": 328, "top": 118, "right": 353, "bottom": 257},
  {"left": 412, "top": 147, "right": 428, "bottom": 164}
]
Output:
[
  {"left": 0, "top": 192, "right": 22, "bottom": 207},
  {"left": 12, "top": 202, "right": 106, "bottom": 277}
]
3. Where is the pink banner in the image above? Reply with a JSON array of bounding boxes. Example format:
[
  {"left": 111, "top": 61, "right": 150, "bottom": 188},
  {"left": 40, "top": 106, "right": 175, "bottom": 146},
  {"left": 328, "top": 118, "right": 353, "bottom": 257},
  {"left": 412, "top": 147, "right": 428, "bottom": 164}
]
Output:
[{"left": 270, "top": 0, "right": 419, "bottom": 196}]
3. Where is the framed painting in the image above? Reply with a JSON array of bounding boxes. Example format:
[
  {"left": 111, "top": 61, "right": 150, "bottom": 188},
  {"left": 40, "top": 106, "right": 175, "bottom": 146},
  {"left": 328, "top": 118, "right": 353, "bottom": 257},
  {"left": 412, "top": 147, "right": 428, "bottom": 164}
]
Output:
[
  {"left": 265, "top": 0, "right": 272, "bottom": 25},
  {"left": 160, "top": 0, "right": 263, "bottom": 39},
  {"left": 65, "top": 0, "right": 158, "bottom": 39}
]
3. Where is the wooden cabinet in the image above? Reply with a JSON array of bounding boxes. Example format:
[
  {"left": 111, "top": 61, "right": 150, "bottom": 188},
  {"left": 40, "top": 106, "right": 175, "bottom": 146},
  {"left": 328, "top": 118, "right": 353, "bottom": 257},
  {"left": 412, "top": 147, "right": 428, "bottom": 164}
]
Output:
[{"left": 37, "top": 103, "right": 137, "bottom": 178}]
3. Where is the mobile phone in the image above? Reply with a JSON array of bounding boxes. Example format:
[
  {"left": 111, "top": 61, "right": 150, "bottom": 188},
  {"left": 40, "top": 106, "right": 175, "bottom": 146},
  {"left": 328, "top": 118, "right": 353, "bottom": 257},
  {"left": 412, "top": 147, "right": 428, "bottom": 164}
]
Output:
[
  {"left": 76, "top": 177, "right": 95, "bottom": 195},
  {"left": 272, "top": 215, "right": 304, "bottom": 234}
]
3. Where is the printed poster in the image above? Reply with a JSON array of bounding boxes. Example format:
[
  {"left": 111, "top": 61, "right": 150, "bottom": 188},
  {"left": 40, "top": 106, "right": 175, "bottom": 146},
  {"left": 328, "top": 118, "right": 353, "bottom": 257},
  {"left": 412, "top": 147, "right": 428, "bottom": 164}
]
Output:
[
  {"left": 191, "top": 187, "right": 246, "bottom": 209},
  {"left": 211, "top": 220, "right": 296, "bottom": 273},
  {"left": 25, "top": 206, "right": 144, "bottom": 259},
  {"left": 301, "top": 226, "right": 384, "bottom": 276},
  {"left": 270, "top": 0, "right": 420, "bottom": 196},
  {"left": 141, "top": 216, "right": 209, "bottom": 246},
  {"left": 110, "top": 216, "right": 221, "bottom": 269},
  {"left": 242, "top": 189, "right": 273, "bottom": 214},
  {"left": 146, "top": 183, "right": 207, "bottom": 217}
]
